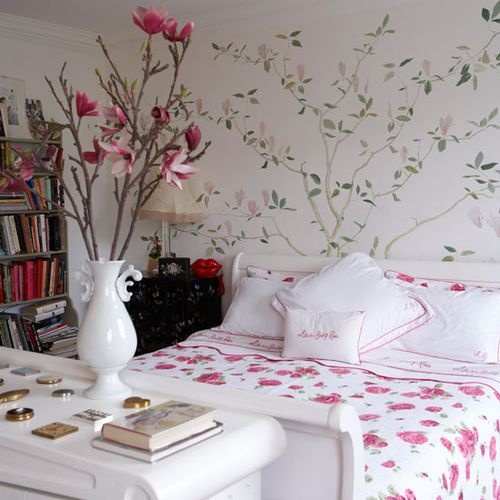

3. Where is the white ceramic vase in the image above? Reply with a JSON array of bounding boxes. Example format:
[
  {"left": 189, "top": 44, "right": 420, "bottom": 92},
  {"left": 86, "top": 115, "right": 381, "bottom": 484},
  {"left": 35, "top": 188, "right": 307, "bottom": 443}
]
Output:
[{"left": 75, "top": 259, "right": 142, "bottom": 399}]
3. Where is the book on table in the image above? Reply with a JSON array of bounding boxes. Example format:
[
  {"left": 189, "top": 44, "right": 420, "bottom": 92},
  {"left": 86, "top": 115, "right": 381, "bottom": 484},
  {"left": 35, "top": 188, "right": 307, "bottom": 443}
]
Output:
[
  {"left": 100, "top": 400, "right": 217, "bottom": 451},
  {"left": 93, "top": 420, "right": 223, "bottom": 462}
]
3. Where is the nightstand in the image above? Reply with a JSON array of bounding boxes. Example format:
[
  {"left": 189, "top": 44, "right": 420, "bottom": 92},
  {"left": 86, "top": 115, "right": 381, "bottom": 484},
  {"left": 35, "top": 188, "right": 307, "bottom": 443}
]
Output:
[{"left": 126, "top": 275, "right": 223, "bottom": 355}]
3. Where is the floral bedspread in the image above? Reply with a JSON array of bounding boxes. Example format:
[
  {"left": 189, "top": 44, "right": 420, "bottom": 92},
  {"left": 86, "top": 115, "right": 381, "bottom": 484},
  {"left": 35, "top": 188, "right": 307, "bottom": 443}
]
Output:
[{"left": 128, "top": 330, "right": 500, "bottom": 500}]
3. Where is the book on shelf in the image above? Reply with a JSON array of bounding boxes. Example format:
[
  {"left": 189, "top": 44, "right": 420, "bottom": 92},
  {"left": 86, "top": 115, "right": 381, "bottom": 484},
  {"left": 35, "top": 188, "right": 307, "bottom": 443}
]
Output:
[
  {"left": 22, "top": 306, "right": 65, "bottom": 323},
  {"left": 101, "top": 400, "right": 217, "bottom": 451},
  {"left": 22, "top": 298, "right": 67, "bottom": 315},
  {"left": 93, "top": 421, "right": 223, "bottom": 462}
]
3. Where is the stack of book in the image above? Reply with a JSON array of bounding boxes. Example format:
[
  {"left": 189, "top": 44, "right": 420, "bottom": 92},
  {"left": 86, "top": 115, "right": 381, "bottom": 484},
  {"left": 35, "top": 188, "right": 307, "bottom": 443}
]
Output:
[{"left": 92, "top": 400, "right": 223, "bottom": 462}]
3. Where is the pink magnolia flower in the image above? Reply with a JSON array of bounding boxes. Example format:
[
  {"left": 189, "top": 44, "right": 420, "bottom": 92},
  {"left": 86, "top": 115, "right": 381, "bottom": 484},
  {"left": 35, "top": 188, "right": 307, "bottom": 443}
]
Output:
[
  {"left": 163, "top": 19, "right": 193, "bottom": 42},
  {"left": 151, "top": 106, "right": 170, "bottom": 124},
  {"left": 99, "top": 137, "right": 135, "bottom": 177},
  {"left": 83, "top": 138, "right": 105, "bottom": 166},
  {"left": 449, "top": 464, "right": 459, "bottom": 491},
  {"left": 132, "top": 6, "right": 169, "bottom": 35},
  {"left": 397, "top": 431, "right": 428, "bottom": 445},
  {"left": 388, "top": 402, "right": 415, "bottom": 411},
  {"left": 75, "top": 91, "right": 101, "bottom": 118},
  {"left": 363, "top": 433, "right": 388, "bottom": 448},
  {"left": 257, "top": 44, "right": 269, "bottom": 59},
  {"left": 297, "top": 64, "right": 305, "bottom": 82},
  {"left": 468, "top": 206, "right": 483, "bottom": 228},
  {"left": 161, "top": 147, "right": 199, "bottom": 189},
  {"left": 248, "top": 200, "right": 259, "bottom": 216},
  {"left": 459, "top": 385, "right": 485, "bottom": 396},
  {"left": 185, "top": 125, "right": 201, "bottom": 151},
  {"left": 235, "top": 189, "right": 245, "bottom": 207},
  {"left": 103, "top": 103, "right": 126, "bottom": 126},
  {"left": 258, "top": 379, "right": 282, "bottom": 386},
  {"left": 262, "top": 189, "right": 270, "bottom": 206},
  {"left": 313, "top": 393, "right": 342, "bottom": 404},
  {"left": 439, "top": 115, "right": 453, "bottom": 136},
  {"left": 422, "top": 59, "right": 432, "bottom": 77},
  {"left": 196, "top": 372, "right": 225, "bottom": 385}
]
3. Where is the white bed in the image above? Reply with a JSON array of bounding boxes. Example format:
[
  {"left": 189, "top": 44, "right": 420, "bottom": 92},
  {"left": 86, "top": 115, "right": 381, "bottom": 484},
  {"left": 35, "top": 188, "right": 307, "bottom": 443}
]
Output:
[{"left": 129, "top": 252, "right": 500, "bottom": 500}]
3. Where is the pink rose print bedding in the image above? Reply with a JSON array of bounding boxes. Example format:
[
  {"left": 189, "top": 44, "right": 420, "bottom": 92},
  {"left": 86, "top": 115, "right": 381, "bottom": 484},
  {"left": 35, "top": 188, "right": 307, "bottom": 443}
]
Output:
[{"left": 128, "top": 330, "right": 499, "bottom": 499}]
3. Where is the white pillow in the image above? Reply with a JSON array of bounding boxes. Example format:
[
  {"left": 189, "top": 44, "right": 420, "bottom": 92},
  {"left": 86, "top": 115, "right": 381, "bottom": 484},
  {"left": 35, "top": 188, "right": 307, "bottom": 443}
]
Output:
[
  {"left": 247, "top": 265, "right": 304, "bottom": 283},
  {"left": 273, "top": 252, "right": 431, "bottom": 352},
  {"left": 282, "top": 309, "right": 364, "bottom": 364},
  {"left": 215, "top": 277, "right": 291, "bottom": 338},
  {"left": 389, "top": 286, "right": 500, "bottom": 363}
]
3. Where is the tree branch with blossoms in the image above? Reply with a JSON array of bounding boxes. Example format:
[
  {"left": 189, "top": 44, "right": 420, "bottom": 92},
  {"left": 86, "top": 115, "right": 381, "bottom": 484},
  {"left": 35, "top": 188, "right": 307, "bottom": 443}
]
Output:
[{"left": 0, "top": 5, "right": 210, "bottom": 261}]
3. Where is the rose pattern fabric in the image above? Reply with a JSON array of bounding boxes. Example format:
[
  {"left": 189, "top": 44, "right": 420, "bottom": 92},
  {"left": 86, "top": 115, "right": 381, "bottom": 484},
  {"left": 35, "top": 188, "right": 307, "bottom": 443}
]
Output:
[{"left": 128, "top": 331, "right": 499, "bottom": 499}]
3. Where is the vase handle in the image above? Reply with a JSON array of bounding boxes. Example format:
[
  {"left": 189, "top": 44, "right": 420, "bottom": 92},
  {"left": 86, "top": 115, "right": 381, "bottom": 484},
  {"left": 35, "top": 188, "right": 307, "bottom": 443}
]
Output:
[
  {"left": 116, "top": 265, "right": 143, "bottom": 302},
  {"left": 73, "top": 262, "right": 94, "bottom": 303}
]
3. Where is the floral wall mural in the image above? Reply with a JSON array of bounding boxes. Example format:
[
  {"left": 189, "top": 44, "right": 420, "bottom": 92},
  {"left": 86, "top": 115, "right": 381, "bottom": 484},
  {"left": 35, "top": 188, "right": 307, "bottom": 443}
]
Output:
[{"left": 172, "top": 0, "right": 500, "bottom": 263}]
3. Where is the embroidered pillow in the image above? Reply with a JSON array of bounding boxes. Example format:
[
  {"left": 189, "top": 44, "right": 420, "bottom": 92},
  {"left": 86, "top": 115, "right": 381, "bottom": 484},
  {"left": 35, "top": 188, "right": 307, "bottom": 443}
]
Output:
[
  {"left": 388, "top": 285, "right": 500, "bottom": 363},
  {"left": 273, "top": 252, "right": 431, "bottom": 353},
  {"left": 384, "top": 270, "right": 492, "bottom": 291},
  {"left": 214, "top": 277, "right": 291, "bottom": 339},
  {"left": 282, "top": 309, "right": 364, "bottom": 364},
  {"left": 247, "top": 265, "right": 303, "bottom": 283}
]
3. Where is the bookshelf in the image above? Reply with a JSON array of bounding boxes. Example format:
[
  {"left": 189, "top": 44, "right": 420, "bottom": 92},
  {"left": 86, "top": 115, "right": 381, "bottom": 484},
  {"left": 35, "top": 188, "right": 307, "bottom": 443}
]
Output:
[{"left": 0, "top": 136, "right": 77, "bottom": 357}]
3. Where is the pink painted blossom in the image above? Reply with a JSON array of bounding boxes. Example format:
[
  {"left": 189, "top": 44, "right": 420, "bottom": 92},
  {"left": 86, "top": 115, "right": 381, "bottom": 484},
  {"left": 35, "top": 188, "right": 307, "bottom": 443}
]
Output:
[
  {"left": 151, "top": 106, "right": 170, "bottom": 124},
  {"left": 465, "top": 458, "right": 471, "bottom": 480},
  {"left": 222, "top": 98, "right": 231, "bottom": 116},
  {"left": 275, "top": 370, "right": 293, "bottom": 376},
  {"left": 185, "top": 125, "right": 201, "bottom": 151},
  {"left": 297, "top": 64, "right": 305, "bottom": 82},
  {"left": 459, "top": 385, "right": 485, "bottom": 396},
  {"left": 389, "top": 402, "right": 416, "bottom": 411},
  {"left": 196, "top": 372, "right": 225, "bottom": 385},
  {"left": 204, "top": 180, "right": 214, "bottom": 195},
  {"left": 329, "top": 367, "right": 351, "bottom": 375},
  {"left": 405, "top": 490, "right": 416, "bottom": 500},
  {"left": 295, "top": 367, "right": 320, "bottom": 376},
  {"left": 490, "top": 436, "right": 497, "bottom": 462},
  {"left": 224, "top": 219, "right": 232, "bottom": 235},
  {"left": 420, "top": 420, "right": 439, "bottom": 427},
  {"left": 163, "top": 18, "right": 193, "bottom": 42},
  {"left": 248, "top": 200, "right": 259, "bottom": 216},
  {"left": 75, "top": 91, "right": 101, "bottom": 118},
  {"left": 426, "top": 406, "right": 442, "bottom": 412},
  {"left": 396, "top": 272, "right": 415, "bottom": 282},
  {"left": 259, "top": 121, "right": 266, "bottom": 136},
  {"left": 195, "top": 98, "right": 203, "bottom": 114},
  {"left": 258, "top": 379, "right": 282, "bottom": 386},
  {"left": 401, "top": 392, "right": 420, "bottom": 398},
  {"left": 247, "top": 366, "right": 267, "bottom": 372},
  {"left": 397, "top": 431, "right": 428, "bottom": 445},
  {"left": 468, "top": 206, "right": 483, "bottom": 228},
  {"left": 449, "top": 282, "right": 465, "bottom": 291},
  {"left": 262, "top": 189, "right": 270, "bottom": 206},
  {"left": 442, "top": 472, "right": 448, "bottom": 490},
  {"left": 83, "top": 138, "right": 105, "bottom": 166},
  {"left": 257, "top": 44, "right": 269, "bottom": 59},
  {"left": 99, "top": 137, "right": 135, "bottom": 177},
  {"left": 313, "top": 393, "right": 342, "bottom": 404},
  {"left": 421, "top": 387, "right": 451, "bottom": 398},
  {"left": 364, "top": 79, "right": 369, "bottom": 94},
  {"left": 359, "top": 414, "right": 380, "bottom": 421},
  {"left": 132, "top": 6, "right": 169, "bottom": 34},
  {"left": 288, "top": 385, "right": 303, "bottom": 390},
  {"left": 160, "top": 147, "right": 199, "bottom": 189},
  {"left": 439, "top": 114, "right": 453, "bottom": 136},
  {"left": 352, "top": 73, "right": 359, "bottom": 92},
  {"left": 363, "top": 433, "right": 388, "bottom": 448},
  {"left": 235, "top": 189, "right": 245, "bottom": 207},
  {"left": 155, "top": 363, "right": 176, "bottom": 369},
  {"left": 422, "top": 59, "right": 432, "bottom": 77},
  {"left": 381, "top": 460, "right": 395, "bottom": 468},
  {"left": 269, "top": 135, "right": 276, "bottom": 152},
  {"left": 449, "top": 463, "right": 459, "bottom": 489},
  {"left": 400, "top": 146, "right": 409, "bottom": 163},
  {"left": 224, "top": 355, "right": 244, "bottom": 362},
  {"left": 366, "top": 386, "right": 391, "bottom": 394},
  {"left": 441, "top": 437, "right": 453, "bottom": 452},
  {"left": 338, "top": 61, "right": 346, "bottom": 77}
]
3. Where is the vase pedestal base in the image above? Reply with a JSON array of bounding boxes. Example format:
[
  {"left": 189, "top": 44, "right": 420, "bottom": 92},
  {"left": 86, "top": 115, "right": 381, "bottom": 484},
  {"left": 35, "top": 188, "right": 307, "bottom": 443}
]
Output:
[{"left": 84, "top": 366, "right": 131, "bottom": 400}]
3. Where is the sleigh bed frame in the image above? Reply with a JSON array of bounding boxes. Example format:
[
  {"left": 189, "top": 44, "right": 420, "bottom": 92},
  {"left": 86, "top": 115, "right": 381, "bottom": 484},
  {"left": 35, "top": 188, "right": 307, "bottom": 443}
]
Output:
[{"left": 3, "top": 253, "right": 499, "bottom": 500}]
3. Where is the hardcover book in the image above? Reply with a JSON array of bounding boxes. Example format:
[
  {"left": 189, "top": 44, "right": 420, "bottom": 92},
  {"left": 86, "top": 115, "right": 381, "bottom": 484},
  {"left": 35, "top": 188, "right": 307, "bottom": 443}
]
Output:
[
  {"left": 93, "top": 421, "right": 223, "bottom": 462},
  {"left": 101, "top": 400, "right": 216, "bottom": 451}
]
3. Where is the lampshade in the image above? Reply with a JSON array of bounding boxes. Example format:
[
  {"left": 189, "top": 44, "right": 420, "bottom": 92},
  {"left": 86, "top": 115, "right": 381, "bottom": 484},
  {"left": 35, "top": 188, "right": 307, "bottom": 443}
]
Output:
[{"left": 138, "top": 181, "right": 202, "bottom": 224}]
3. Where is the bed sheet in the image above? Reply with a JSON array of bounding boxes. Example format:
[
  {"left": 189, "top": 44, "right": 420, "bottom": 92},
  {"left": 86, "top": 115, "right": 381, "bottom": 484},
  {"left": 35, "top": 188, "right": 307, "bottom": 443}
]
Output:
[{"left": 128, "top": 330, "right": 500, "bottom": 500}]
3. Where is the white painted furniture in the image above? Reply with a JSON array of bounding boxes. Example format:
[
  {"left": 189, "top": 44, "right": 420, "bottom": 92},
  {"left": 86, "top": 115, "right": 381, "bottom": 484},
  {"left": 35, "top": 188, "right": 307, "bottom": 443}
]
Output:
[{"left": 0, "top": 348, "right": 286, "bottom": 500}]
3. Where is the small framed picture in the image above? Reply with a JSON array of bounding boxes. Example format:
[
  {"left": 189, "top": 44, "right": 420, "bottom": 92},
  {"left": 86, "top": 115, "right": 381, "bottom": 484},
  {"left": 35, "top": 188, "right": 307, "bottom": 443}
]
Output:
[
  {"left": 158, "top": 257, "right": 191, "bottom": 279},
  {"left": 0, "top": 76, "right": 30, "bottom": 139}
]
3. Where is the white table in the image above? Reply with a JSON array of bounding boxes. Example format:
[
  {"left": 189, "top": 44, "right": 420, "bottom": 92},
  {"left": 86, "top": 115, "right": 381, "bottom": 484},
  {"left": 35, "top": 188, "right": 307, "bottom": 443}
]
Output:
[{"left": 0, "top": 348, "right": 286, "bottom": 500}]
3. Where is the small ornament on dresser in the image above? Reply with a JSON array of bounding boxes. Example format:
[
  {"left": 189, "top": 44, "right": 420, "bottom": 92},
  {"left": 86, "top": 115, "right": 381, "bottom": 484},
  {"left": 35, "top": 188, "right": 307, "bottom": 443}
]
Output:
[{"left": 158, "top": 257, "right": 191, "bottom": 279}]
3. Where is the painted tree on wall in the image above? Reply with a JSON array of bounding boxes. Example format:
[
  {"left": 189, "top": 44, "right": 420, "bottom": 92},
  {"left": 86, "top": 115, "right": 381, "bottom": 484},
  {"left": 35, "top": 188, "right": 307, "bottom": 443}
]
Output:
[{"left": 182, "top": 2, "right": 500, "bottom": 260}]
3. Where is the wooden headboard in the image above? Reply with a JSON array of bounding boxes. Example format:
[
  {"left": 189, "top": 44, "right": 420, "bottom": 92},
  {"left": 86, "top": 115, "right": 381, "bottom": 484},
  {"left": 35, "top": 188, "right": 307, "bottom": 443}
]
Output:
[{"left": 231, "top": 252, "right": 500, "bottom": 299}]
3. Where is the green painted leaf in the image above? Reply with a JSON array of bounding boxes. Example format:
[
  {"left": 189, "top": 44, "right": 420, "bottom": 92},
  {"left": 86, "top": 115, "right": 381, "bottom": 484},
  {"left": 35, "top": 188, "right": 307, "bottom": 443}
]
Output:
[
  {"left": 493, "top": 0, "right": 500, "bottom": 18},
  {"left": 276, "top": 33, "right": 288, "bottom": 39},
  {"left": 342, "top": 183, "right": 352, "bottom": 189},
  {"left": 262, "top": 226, "right": 269, "bottom": 239},
  {"left": 331, "top": 189, "right": 340, "bottom": 198},
  {"left": 424, "top": 80, "right": 432, "bottom": 95},
  {"left": 308, "top": 188, "right": 321, "bottom": 198},
  {"left": 444, "top": 245, "right": 456, "bottom": 253},
  {"left": 489, "top": 108, "right": 498, "bottom": 121},
  {"left": 382, "top": 14, "right": 389, "bottom": 27},
  {"left": 481, "top": 162, "right": 497, "bottom": 170},
  {"left": 225, "top": 119, "right": 232, "bottom": 130},
  {"left": 442, "top": 255, "right": 454, "bottom": 262},
  {"left": 399, "top": 58, "right": 413, "bottom": 67},
  {"left": 475, "top": 151, "right": 484, "bottom": 168},
  {"left": 438, "top": 139, "right": 447, "bottom": 152},
  {"left": 272, "top": 190, "right": 279, "bottom": 205},
  {"left": 384, "top": 71, "right": 395, "bottom": 82},
  {"left": 323, "top": 119, "right": 336, "bottom": 129},
  {"left": 233, "top": 93, "right": 245, "bottom": 98},
  {"left": 279, "top": 198, "right": 286, "bottom": 208},
  {"left": 290, "top": 30, "right": 301, "bottom": 37},
  {"left": 291, "top": 39, "right": 302, "bottom": 47},
  {"left": 310, "top": 173, "right": 321, "bottom": 185},
  {"left": 396, "top": 115, "right": 410, "bottom": 122},
  {"left": 212, "top": 42, "right": 220, "bottom": 50},
  {"left": 264, "top": 60, "right": 271, "bottom": 72},
  {"left": 482, "top": 8, "right": 490, "bottom": 21},
  {"left": 405, "top": 166, "right": 419, "bottom": 174}
]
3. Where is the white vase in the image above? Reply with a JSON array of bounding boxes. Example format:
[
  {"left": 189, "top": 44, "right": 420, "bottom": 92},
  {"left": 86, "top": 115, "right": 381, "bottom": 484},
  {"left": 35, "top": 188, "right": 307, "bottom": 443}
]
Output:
[{"left": 74, "top": 259, "right": 142, "bottom": 399}]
